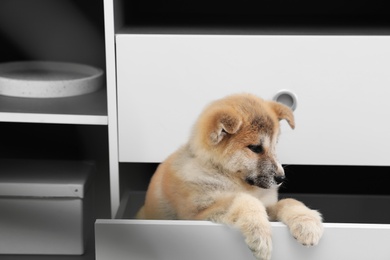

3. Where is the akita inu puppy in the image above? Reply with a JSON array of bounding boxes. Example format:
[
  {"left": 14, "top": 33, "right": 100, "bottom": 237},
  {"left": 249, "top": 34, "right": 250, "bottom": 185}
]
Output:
[{"left": 137, "top": 93, "right": 323, "bottom": 260}]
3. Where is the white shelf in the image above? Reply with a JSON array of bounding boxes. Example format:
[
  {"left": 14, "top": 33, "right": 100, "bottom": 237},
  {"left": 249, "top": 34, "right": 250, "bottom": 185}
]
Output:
[{"left": 0, "top": 88, "right": 108, "bottom": 125}]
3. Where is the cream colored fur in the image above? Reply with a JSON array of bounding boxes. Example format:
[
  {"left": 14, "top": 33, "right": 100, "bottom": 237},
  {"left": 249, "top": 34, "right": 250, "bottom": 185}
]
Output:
[{"left": 137, "top": 93, "right": 323, "bottom": 260}]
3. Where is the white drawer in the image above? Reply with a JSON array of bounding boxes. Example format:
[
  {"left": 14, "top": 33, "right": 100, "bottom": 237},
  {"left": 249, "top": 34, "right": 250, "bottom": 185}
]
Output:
[
  {"left": 116, "top": 34, "right": 390, "bottom": 165},
  {"left": 95, "top": 192, "right": 390, "bottom": 260},
  {"left": 96, "top": 220, "right": 390, "bottom": 260}
]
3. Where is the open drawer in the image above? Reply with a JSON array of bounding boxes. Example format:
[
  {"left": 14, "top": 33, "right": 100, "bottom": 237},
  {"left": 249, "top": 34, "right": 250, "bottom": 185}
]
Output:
[{"left": 96, "top": 191, "right": 390, "bottom": 260}]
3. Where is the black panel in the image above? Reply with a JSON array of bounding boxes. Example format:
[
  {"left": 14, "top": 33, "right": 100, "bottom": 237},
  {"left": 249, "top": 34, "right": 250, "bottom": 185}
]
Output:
[
  {"left": 280, "top": 165, "right": 390, "bottom": 196},
  {"left": 122, "top": 0, "right": 390, "bottom": 34}
]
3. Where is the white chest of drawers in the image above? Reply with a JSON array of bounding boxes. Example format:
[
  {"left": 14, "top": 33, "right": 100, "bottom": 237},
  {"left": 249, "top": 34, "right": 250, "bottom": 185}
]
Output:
[{"left": 101, "top": 0, "right": 390, "bottom": 259}]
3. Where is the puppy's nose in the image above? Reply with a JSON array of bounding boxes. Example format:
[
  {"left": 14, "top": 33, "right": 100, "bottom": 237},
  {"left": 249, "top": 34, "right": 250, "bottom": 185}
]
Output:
[{"left": 274, "top": 175, "right": 285, "bottom": 185}]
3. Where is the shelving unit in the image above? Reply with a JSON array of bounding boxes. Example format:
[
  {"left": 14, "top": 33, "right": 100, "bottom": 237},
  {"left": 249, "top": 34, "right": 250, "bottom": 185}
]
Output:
[{"left": 0, "top": 0, "right": 109, "bottom": 259}]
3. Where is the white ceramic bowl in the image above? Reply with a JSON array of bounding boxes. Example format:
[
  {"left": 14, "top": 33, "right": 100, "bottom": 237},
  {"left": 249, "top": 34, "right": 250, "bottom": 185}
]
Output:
[{"left": 0, "top": 61, "right": 103, "bottom": 98}]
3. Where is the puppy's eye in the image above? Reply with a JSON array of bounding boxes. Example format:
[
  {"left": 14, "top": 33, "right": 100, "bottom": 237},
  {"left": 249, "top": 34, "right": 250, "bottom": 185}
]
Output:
[{"left": 247, "top": 144, "right": 264, "bottom": 154}]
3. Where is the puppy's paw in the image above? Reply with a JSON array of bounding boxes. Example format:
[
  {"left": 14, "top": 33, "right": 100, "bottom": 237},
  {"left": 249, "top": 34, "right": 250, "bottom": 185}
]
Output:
[
  {"left": 288, "top": 210, "right": 323, "bottom": 247},
  {"left": 246, "top": 225, "right": 273, "bottom": 260}
]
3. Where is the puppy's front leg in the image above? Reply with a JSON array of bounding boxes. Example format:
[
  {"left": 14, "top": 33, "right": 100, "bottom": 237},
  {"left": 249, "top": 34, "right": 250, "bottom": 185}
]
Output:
[
  {"left": 196, "top": 193, "right": 272, "bottom": 260},
  {"left": 267, "top": 198, "right": 323, "bottom": 246}
]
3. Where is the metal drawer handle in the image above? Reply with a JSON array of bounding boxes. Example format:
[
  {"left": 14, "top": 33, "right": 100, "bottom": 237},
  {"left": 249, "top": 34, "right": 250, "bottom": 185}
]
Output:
[{"left": 273, "top": 89, "right": 298, "bottom": 111}]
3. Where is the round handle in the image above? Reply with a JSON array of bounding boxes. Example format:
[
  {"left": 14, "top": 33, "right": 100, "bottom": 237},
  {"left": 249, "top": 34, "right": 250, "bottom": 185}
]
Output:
[{"left": 273, "top": 90, "right": 298, "bottom": 111}]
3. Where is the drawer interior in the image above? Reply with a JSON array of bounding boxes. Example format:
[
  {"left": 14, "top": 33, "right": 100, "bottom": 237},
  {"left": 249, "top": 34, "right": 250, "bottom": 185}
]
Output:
[
  {"left": 118, "top": 164, "right": 390, "bottom": 224},
  {"left": 117, "top": 190, "right": 390, "bottom": 225}
]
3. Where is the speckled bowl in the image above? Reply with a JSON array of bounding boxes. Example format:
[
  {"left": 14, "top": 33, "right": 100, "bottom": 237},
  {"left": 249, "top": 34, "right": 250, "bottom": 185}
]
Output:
[{"left": 0, "top": 61, "right": 103, "bottom": 98}]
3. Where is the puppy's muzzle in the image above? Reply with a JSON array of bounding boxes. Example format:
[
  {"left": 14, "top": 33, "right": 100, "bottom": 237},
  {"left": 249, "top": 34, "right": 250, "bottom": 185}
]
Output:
[
  {"left": 274, "top": 175, "right": 285, "bottom": 185},
  {"left": 245, "top": 175, "right": 285, "bottom": 189}
]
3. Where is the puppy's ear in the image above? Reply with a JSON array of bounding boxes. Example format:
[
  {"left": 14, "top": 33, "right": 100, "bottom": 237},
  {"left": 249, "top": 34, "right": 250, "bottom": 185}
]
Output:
[
  {"left": 269, "top": 101, "right": 295, "bottom": 129},
  {"left": 210, "top": 110, "right": 242, "bottom": 145}
]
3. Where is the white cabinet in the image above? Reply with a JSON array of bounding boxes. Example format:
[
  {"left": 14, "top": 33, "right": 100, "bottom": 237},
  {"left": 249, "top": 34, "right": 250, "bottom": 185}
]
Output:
[{"left": 116, "top": 34, "right": 390, "bottom": 165}]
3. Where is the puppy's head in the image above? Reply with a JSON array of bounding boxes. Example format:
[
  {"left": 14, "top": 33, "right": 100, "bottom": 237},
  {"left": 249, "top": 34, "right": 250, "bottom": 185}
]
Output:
[{"left": 189, "top": 93, "right": 295, "bottom": 189}]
